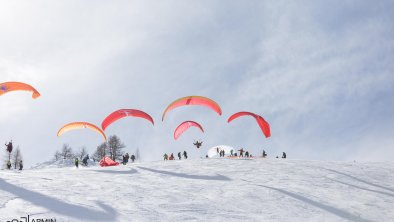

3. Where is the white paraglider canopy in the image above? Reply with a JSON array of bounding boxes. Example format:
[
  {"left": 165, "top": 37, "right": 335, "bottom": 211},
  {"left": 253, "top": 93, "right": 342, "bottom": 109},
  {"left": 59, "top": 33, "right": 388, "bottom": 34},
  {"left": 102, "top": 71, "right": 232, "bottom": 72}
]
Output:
[{"left": 207, "top": 145, "right": 235, "bottom": 158}]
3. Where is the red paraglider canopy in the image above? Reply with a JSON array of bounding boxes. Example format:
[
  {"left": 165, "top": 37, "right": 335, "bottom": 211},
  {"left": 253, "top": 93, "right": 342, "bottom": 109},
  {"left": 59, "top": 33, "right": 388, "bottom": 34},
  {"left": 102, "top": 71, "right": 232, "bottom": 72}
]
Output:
[
  {"left": 227, "top": 111, "right": 271, "bottom": 138},
  {"left": 101, "top": 109, "right": 154, "bottom": 131},
  {"left": 174, "top": 120, "right": 204, "bottom": 140},
  {"left": 99, "top": 156, "right": 119, "bottom": 167}
]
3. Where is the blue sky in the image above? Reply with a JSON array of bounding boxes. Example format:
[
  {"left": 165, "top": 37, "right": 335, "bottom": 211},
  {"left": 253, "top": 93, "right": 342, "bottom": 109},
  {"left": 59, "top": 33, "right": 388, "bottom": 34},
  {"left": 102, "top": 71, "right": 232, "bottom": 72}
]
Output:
[{"left": 1, "top": 1, "right": 394, "bottom": 166}]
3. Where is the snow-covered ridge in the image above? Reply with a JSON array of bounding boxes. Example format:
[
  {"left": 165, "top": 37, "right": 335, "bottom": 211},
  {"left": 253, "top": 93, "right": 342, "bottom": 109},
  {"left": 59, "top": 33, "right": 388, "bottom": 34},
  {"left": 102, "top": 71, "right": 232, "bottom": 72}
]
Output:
[
  {"left": 31, "top": 158, "right": 98, "bottom": 169},
  {"left": 1, "top": 158, "right": 393, "bottom": 221}
]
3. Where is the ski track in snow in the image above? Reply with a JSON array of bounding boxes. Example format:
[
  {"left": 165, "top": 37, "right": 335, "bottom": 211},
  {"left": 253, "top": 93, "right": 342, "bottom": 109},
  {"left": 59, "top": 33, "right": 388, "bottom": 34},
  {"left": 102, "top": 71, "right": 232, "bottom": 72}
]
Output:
[{"left": 0, "top": 159, "right": 393, "bottom": 221}]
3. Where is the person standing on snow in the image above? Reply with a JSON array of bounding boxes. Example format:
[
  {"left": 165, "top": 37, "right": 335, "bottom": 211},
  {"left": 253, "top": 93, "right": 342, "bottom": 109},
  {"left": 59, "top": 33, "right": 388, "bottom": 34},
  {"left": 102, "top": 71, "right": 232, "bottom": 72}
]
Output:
[
  {"left": 125, "top": 153, "right": 129, "bottom": 164},
  {"left": 282, "top": 152, "right": 287, "bottom": 159},
  {"left": 183, "top": 151, "right": 188, "bottom": 159},
  {"left": 131, "top": 154, "right": 135, "bottom": 163},
  {"left": 19, "top": 160, "right": 23, "bottom": 170},
  {"left": 164, "top": 153, "right": 168, "bottom": 161},
  {"left": 82, "top": 155, "right": 89, "bottom": 166},
  {"left": 121, "top": 154, "right": 126, "bottom": 165},
  {"left": 75, "top": 158, "right": 79, "bottom": 168},
  {"left": 238, "top": 148, "right": 244, "bottom": 157},
  {"left": 177, "top": 152, "right": 181, "bottom": 160}
]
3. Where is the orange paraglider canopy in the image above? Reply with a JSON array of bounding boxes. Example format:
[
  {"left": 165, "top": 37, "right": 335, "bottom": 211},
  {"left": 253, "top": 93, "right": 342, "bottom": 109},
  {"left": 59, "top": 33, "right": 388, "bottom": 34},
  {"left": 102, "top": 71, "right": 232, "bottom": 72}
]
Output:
[
  {"left": 101, "top": 109, "right": 154, "bottom": 131},
  {"left": 162, "top": 96, "right": 222, "bottom": 121},
  {"left": 0, "top": 82, "right": 40, "bottom": 99},
  {"left": 227, "top": 111, "right": 271, "bottom": 138},
  {"left": 174, "top": 120, "right": 204, "bottom": 140},
  {"left": 57, "top": 122, "right": 107, "bottom": 141}
]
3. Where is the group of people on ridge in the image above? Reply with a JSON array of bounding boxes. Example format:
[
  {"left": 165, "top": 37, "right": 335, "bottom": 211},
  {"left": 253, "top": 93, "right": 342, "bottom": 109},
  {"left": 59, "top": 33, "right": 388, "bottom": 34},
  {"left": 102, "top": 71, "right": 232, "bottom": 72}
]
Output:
[
  {"left": 164, "top": 151, "right": 187, "bottom": 160},
  {"left": 74, "top": 154, "right": 91, "bottom": 168},
  {"left": 262, "top": 150, "right": 287, "bottom": 159},
  {"left": 214, "top": 148, "right": 287, "bottom": 159},
  {"left": 4, "top": 141, "right": 23, "bottom": 170},
  {"left": 5, "top": 159, "right": 23, "bottom": 170},
  {"left": 122, "top": 153, "right": 136, "bottom": 165},
  {"left": 216, "top": 147, "right": 252, "bottom": 158}
]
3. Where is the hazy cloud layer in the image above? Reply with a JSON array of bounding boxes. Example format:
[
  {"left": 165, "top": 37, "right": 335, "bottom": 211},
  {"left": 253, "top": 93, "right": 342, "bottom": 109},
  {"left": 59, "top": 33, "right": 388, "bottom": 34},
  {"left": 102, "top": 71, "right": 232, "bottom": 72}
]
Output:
[{"left": 1, "top": 1, "right": 393, "bottom": 166}]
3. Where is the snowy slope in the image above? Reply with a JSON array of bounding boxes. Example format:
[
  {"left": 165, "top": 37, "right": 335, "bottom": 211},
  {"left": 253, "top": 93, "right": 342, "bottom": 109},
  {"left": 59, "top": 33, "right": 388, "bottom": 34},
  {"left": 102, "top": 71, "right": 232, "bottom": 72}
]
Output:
[{"left": 0, "top": 158, "right": 393, "bottom": 222}]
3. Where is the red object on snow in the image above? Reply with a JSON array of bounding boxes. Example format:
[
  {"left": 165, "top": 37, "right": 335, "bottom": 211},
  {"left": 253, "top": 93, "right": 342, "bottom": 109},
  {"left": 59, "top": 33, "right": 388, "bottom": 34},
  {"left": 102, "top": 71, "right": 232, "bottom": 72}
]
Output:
[{"left": 99, "top": 156, "right": 119, "bottom": 167}]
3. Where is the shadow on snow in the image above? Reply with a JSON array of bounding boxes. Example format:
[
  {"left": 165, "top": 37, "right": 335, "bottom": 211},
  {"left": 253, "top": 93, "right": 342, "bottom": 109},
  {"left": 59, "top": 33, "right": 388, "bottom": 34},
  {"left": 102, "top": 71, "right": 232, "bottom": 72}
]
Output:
[
  {"left": 242, "top": 180, "right": 374, "bottom": 222},
  {"left": 327, "top": 177, "right": 394, "bottom": 198},
  {"left": 0, "top": 178, "right": 117, "bottom": 221},
  {"left": 138, "top": 167, "right": 231, "bottom": 181},
  {"left": 323, "top": 168, "right": 394, "bottom": 193},
  {"left": 93, "top": 168, "right": 138, "bottom": 175}
]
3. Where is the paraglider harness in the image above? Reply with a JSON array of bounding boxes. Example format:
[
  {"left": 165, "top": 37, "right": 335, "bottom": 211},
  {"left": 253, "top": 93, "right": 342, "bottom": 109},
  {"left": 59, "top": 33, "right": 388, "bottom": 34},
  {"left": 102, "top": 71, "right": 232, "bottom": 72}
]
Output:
[
  {"left": 193, "top": 140, "right": 203, "bottom": 148},
  {"left": 5, "top": 141, "right": 13, "bottom": 168},
  {"left": 5, "top": 141, "right": 13, "bottom": 153}
]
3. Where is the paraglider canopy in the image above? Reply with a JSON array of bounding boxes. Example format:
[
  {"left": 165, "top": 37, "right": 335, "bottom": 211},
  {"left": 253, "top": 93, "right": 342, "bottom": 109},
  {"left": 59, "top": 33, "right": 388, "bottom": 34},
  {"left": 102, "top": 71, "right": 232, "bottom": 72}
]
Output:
[
  {"left": 162, "top": 96, "right": 222, "bottom": 121},
  {"left": 101, "top": 109, "right": 154, "bottom": 131},
  {"left": 99, "top": 156, "right": 119, "bottom": 167},
  {"left": 0, "top": 82, "right": 40, "bottom": 99},
  {"left": 174, "top": 121, "right": 204, "bottom": 140},
  {"left": 57, "top": 122, "right": 107, "bottom": 142},
  {"left": 227, "top": 111, "right": 271, "bottom": 138}
]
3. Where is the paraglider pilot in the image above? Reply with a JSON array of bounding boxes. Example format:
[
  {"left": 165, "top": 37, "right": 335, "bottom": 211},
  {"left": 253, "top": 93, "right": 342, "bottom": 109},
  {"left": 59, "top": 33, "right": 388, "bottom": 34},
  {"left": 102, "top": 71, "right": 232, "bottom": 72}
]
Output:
[
  {"left": 5, "top": 141, "right": 13, "bottom": 153},
  {"left": 193, "top": 141, "right": 203, "bottom": 148}
]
